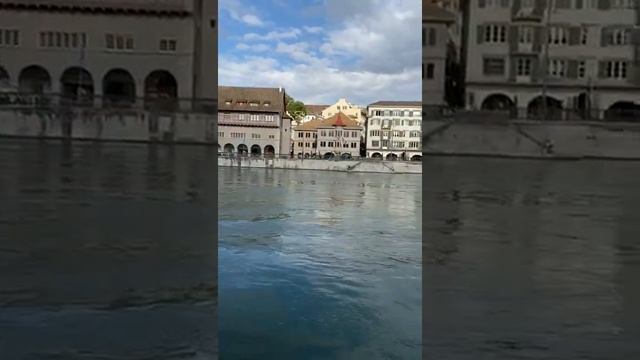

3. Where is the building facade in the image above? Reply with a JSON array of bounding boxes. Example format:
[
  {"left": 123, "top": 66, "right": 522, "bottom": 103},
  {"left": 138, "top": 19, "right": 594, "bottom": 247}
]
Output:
[
  {"left": 293, "top": 112, "right": 363, "bottom": 158},
  {"left": 366, "top": 101, "right": 422, "bottom": 161},
  {"left": 301, "top": 104, "right": 329, "bottom": 123},
  {"left": 424, "top": 4, "right": 456, "bottom": 107},
  {"left": 321, "top": 98, "right": 366, "bottom": 125},
  {"left": 465, "top": 0, "right": 640, "bottom": 120},
  {"left": 218, "top": 86, "right": 291, "bottom": 156},
  {"left": 0, "top": 0, "right": 216, "bottom": 110}
]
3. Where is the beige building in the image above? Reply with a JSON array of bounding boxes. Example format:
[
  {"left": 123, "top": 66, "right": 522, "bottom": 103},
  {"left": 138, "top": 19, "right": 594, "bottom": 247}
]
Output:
[
  {"left": 0, "top": 0, "right": 216, "bottom": 111},
  {"left": 218, "top": 86, "right": 291, "bottom": 156},
  {"left": 424, "top": 4, "right": 456, "bottom": 107},
  {"left": 321, "top": 98, "right": 366, "bottom": 125},
  {"left": 366, "top": 101, "right": 422, "bottom": 161},
  {"left": 301, "top": 104, "right": 329, "bottom": 123},
  {"left": 293, "top": 112, "right": 363, "bottom": 159},
  {"left": 465, "top": 0, "right": 640, "bottom": 120}
]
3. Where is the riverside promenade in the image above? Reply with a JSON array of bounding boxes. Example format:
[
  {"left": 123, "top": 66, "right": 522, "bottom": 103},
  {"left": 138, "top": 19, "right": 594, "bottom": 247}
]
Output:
[{"left": 218, "top": 155, "right": 422, "bottom": 174}]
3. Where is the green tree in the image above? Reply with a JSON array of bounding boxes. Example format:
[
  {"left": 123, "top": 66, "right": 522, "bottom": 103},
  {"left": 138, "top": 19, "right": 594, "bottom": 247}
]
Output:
[{"left": 286, "top": 94, "right": 307, "bottom": 124}]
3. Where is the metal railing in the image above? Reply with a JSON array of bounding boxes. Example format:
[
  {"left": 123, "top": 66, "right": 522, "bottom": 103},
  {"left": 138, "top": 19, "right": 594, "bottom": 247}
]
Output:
[
  {"left": 0, "top": 91, "right": 217, "bottom": 114},
  {"left": 424, "top": 107, "right": 640, "bottom": 123}
]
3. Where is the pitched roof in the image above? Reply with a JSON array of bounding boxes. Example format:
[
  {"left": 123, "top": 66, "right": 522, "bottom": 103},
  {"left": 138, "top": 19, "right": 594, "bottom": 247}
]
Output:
[
  {"left": 305, "top": 104, "right": 329, "bottom": 116},
  {"left": 294, "top": 112, "right": 362, "bottom": 131},
  {"left": 218, "top": 86, "right": 285, "bottom": 114},
  {"left": 368, "top": 101, "right": 422, "bottom": 107},
  {"left": 0, "top": 0, "right": 191, "bottom": 14},
  {"left": 423, "top": 3, "right": 456, "bottom": 23}
]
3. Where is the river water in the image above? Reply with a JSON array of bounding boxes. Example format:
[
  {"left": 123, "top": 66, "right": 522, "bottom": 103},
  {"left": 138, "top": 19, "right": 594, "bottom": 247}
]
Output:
[
  {"left": 0, "top": 140, "right": 218, "bottom": 359},
  {"left": 218, "top": 167, "right": 422, "bottom": 359},
  {"left": 424, "top": 157, "right": 640, "bottom": 359}
]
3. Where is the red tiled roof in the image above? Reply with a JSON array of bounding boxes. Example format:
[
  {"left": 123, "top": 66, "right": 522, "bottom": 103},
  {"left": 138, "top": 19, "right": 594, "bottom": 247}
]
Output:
[{"left": 294, "top": 112, "right": 362, "bottom": 131}]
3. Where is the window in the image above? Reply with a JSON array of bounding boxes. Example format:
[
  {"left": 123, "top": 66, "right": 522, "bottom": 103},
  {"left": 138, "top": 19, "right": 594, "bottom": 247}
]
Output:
[
  {"left": 409, "top": 141, "right": 420, "bottom": 148},
  {"left": 605, "top": 60, "right": 627, "bottom": 79},
  {"left": 578, "top": 61, "right": 586, "bottom": 79},
  {"left": 393, "top": 130, "right": 405, "bottom": 137},
  {"left": 372, "top": 140, "right": 380, "bottom": 147},
  {"left": 483, "top": 57, "right": 505, "bottom": 76},
  {"left": 410, "top": 131, "right": 421, "bottom": 138},
  {"left": 517, "top": 58, "right": 532, "bottom": 76},
  {"left": 611, "top": 28, "right": 630, "bottom": 45},
  {"left": 106, "top": 34, "right": 134, "bottom": 50},
  {"left": 305, "top": 132, "right": 311, "bottom": 138},
  {"left": 548, "top": 26, "right": 568, "bottom": 45},
  {"left": 370, "top": 130, "right": 380, "bottom": 137},
  {"left": 160, "top": 39, "right": 177, "bottom": 52},
  {"left": 548, "top": 59, "right": 568, "bottom": 78},
  {"left": 321, "top": 130, "right": 326, "bottom": 136},
  {"left": 381, "top": 140, "right": 389, "bottom": 147},
  {"left": 269, "top": 135, "right": 275, "bottom": 139},
  {"left": 485, "top": 24, "right": 507, "bottom": 43},
  {"left": 252, "top": 133, "right": 261, "bottom": 139},
  {"left": 581, "top": 27, "right": 588, "bottom": 45},
  {"left": 0, "top": 29, "right": 19, "bottom": 47},
  {"left": 39, "top": 31, "right": 85, "bottom": 48},
  {"left": 320, "top": 141, "right": 326, "bottom": 147},
  {"left": 351, "top": 143, "right": 357, "bottom": 148},
  {"left": 428, "top": 27, "right": 437, "bottom": 46},
  {"left": 343, "top": 143, "right": 349, "bottom": 148},
  {"left": 519, "top": 26, "right": 533, "bottom": 44},
  {"left": 218, "top": 132, "right": 225, "bottom": 138},
  {"left": 393, "top": 141, "right": 405, "bottom": 148},
  {"left": 298, "top": 142, "right": 304, "bottom": 147},
  {"left": 352, "top": 131, "right": 358, "bottom": 137},
  {"left": 426, "top": 63, "right": 435, "bottom": 79}
]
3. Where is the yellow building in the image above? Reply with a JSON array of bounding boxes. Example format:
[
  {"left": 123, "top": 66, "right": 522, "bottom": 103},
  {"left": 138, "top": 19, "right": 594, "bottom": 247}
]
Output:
[{"left": 321, "top": 98, "right": 366, "bottom": 125}]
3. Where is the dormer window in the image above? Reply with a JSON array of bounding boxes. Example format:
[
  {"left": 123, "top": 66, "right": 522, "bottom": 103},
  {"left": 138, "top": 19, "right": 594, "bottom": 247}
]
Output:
[
  {"left": 264, "top": 102, "right": 271, "bottom": 107},
  {"left": 225, "top": 99, "right": 232, "bottom": 105},
  {"left": 249, "top": 101, "right": 259, "bottom": 107},
  {"left": 237, "top": 100, "right": 247, "bottom": 105}
]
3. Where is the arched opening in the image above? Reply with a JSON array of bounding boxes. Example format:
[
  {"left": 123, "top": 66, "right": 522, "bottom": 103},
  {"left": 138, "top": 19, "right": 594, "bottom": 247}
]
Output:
[
  {"left": 341, "top": 153, "right": 352, "bottom": 160},
  {"left": 223, "top": 143, "right": 235, "bottom": 154},
  {"left": 481, "top": 93, "right": 516, "bottom": 115},
  {"left": 237, "top": 144, "right": 248, "bottom": 156},
  {"left": 250, "top": 144, "right": 262, "bottom": 156},
  {"left": 323, "top": 152, "right": 334, "bottom": 160},
  {"left": 574, "top": 92, "right": 591, "bottom": 120},
  {"left": 605, "top": 101, "right": 640, "bottom": 122},
  {"left": 0, "top": 66, "right": 9, "bottom": 89},
  {"left": 264, "top": 145, "right": 275, "bottom": 157},
  {"left": 304, "top": 153, "right": 310, "bottom": 159},
  {"left": 0, "top": 67, "right": 11, "bottom": 104},
  {"left": 18, "top": 65, "right": 51, "bottom": 94},
  {"left": 103, "top": 69, "right": 136, "bottom": 107},
  {"left": 386, "top": 153, "right": 398, "bottom": 161},
  {"left": 60, "top": 67, "right": 94, "bottom": 105},
  {"left": 371, "top": 152, "right": 382, "bottom": 160},
  {"left": 144, "top": 70, "right": 178, "bottom": 111},
  {"left": 411, "top": 155, "right": 422, "bottom": 161},
  {"left": 527, "top": 95, "right": 563, "bottom": 120}
]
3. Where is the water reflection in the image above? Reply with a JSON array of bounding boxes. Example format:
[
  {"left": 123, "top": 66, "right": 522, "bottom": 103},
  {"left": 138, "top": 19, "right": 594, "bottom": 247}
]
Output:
[
  {"left": 219, "top": 168, "right": 421, "bottom": 359},
  {"left": 424, "top": 157, "right": 640, "bottom": 359},
  {"left": 0, "top": 139, "right": 217, "bottom": 359}
]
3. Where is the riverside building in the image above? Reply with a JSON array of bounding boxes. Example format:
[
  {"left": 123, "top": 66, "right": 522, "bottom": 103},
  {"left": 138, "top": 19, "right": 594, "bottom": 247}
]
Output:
[
  {"left": 0, "top": 0, "right": 216, "bottom": 111},
  {"left": 465, "top": 0, "right": 640, "bottom": 120},
  {"left": 366, "top": 101, "right": 422, "bottom": 161},
  {"left": 218, "top": 86, "right": 291, "bottom": 156},
  {"left": 293, "top": 112, "right": 363, "bottom": 159}
]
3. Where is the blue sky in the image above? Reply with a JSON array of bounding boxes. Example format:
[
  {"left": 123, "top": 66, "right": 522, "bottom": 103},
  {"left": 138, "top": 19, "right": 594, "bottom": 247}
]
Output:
[{"left": 219, "top": 0, "right": 421, "bottom": 106}]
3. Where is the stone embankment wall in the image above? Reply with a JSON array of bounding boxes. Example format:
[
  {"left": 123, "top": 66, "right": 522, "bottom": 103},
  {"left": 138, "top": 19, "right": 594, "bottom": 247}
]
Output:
[
  {"left": 0, "top": 108, "right": 216, "bottom": 144},
  {"left": 423, "top": 120, "right": 640, "bottom": 160},
  {"left": 218, "top": 157, "right": 422, "bottom": 174}
]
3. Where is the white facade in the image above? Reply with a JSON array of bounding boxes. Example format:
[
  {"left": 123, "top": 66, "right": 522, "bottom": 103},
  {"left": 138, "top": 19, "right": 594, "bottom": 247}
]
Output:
[
  {"left": 366, "top": 102, "right": 422, "bottom": 160},
  {"left": 465, "top": 0, "right": 640, "bottom": 120}
]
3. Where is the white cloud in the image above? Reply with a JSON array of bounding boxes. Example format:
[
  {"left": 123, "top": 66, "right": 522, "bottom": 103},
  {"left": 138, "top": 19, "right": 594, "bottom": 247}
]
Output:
[
  {"left": 221, "top": 0, "right": 421, "bottom": 104},
  {"left": 220, "top": 0, "right": 266, "bottom": 27},
  {"left": 219, "top": 55, "right": 420, "bottom": 105},
  {"left": 236, "top": 43, "right": 271, "bottom": 52},
  {"left": 243, "top": 28, "right": 302, "bottom": 41},
  {"left": 304, "top": 26, "right": 324, "bottom": 34}
]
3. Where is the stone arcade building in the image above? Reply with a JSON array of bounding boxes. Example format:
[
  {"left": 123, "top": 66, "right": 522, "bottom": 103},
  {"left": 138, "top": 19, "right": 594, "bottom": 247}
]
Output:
[
  {"left": 218, "top": 86, "right": 291, "bottom": 157},
  {"left": 0, "top": 0, "right": 217, "bottom": 110}
]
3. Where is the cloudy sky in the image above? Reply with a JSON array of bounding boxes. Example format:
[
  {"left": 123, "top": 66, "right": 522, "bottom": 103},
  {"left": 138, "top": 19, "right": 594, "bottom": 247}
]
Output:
[{"left": 219, "top": 0, "right": 421, "bottom": 106}]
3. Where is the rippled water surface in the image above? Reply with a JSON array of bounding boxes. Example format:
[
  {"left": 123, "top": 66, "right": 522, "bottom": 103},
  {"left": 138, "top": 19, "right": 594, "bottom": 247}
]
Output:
[
  {"left": 424, "top": 157, "right": 640, "bottom": 359},
  {"left": 218, "top": 168, "right": 422, "bottom": 359},
  {"left": 0, "top": 140, "right": 217, "bottom": 359}
]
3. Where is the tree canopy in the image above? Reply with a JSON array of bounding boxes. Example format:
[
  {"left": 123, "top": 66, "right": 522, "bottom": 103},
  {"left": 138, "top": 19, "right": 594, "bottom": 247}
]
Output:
[{"left": 286, "top": 94, "right": 307, "bottom": 123}]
